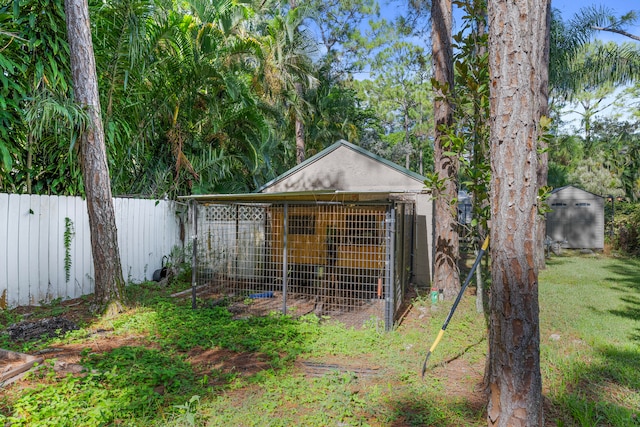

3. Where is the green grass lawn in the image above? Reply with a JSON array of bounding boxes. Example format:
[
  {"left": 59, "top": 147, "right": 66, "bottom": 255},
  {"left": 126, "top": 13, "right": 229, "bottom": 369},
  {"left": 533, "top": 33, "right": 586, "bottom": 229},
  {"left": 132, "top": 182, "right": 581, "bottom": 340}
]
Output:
[
  {"left": 0, "top": 253, "right": 638, "bottom": 426},
  {"left": 539, "top": 254, "right": 640, "bottom": 426}
]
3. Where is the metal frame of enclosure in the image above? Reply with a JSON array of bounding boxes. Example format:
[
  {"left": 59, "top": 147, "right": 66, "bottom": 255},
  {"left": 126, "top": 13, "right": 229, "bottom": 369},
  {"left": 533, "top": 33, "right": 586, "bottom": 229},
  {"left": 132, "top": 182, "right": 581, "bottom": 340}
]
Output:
[{"left": 183, "top": 192, "right": 416, "bottom": 331}]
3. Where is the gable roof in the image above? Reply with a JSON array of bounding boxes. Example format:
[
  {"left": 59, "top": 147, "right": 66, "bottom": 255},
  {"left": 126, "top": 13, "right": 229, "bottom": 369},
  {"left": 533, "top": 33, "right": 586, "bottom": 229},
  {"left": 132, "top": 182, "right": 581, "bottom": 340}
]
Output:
[
  {"left": 257, "top": 140, "right": 427, "bottom": 193},
  {"left": 550, "top": 185, "right": 604, "bottom": 198}
]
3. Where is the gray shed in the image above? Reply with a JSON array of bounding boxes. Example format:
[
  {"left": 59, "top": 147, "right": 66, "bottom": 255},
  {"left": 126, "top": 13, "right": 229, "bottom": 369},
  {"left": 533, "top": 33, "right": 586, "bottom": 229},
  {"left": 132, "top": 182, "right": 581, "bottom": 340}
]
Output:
[
  {"left": 546, "top": 185, "right": 604, "bottom": 249},
  {"left": 258, "top": 139, "right": 433, "bottom": 288},
  {"left": 458, "top": 190, "right": 472, "bottom": 225}
]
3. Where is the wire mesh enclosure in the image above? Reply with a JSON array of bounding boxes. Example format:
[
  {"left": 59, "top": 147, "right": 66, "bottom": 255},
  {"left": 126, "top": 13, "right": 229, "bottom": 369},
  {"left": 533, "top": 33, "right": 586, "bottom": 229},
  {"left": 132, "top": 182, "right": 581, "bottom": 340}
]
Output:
[{"left": 190, "top": 196, "right": 415, "bottom": 330}]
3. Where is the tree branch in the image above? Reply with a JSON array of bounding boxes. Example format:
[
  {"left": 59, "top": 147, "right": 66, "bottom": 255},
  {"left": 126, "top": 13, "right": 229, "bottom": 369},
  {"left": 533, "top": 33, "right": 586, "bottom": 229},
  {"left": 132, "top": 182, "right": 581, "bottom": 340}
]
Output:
[{"left": 591, "top": 26, "right": 640, "bottom": 42}]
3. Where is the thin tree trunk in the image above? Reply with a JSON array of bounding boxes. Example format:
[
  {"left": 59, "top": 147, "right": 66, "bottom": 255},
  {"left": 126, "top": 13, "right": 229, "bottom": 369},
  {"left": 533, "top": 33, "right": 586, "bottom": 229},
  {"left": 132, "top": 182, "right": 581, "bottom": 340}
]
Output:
[
  {"left": 26, "top": 134, "right": 33, "bottom": 194},
  {"left": 290, "top": 0, "right": 305, "bottom": 164},
  {"left": 431, "top": 0, "right": 460, "bottom": 299},
  {"left": 295, "top": 102, "right": 305, "bottom": 164},
  {"left": 486, "top": 0, "right": 549, "bottom": 425},
  {"left": 404, "top": 108, "right": 411, "bottom": 169},
  {"left": 65, "top": 0, "right": 125, "bottom": 312}
]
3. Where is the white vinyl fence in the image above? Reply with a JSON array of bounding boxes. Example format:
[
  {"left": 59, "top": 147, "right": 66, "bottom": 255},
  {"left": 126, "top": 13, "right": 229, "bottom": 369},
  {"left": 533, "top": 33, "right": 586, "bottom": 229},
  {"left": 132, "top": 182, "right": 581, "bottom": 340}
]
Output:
[{"left": 0, "top": 194, "right": 184, "bottom": 308}]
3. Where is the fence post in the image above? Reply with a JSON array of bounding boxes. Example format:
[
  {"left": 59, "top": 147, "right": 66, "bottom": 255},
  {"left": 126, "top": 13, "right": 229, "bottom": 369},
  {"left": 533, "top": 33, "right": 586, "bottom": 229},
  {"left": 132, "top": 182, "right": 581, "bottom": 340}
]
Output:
[
  {"left": 385, "top": 205, "right": 396, "bottom": 331},
  {"left": 282, "top": 203, "right": 288, "bottom": 315},
  {"left": 191, "top": 199, "right": 198, "bottom": 309}
]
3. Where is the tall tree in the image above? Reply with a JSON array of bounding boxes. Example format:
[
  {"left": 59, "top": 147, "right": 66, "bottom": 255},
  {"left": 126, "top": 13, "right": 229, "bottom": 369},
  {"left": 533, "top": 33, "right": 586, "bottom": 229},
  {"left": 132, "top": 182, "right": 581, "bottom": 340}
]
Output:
[
  {"left": 65, "top": 0, "right": 125, "bottom": 311},
  {"left": 308, "top": 0, "right": 379, "bottom": 77},
  {"left": 486, "top": 0, "right": 550, "bottom": 424},
  {"left": 431, "top": 0, "right": 460, "bottom": 299},
  {"left": 354, "top": 37, "right": 432, "bottom": 171},
  {"left": 563, "top": 42, "right": 621, "bottom": 150},
  {"left": 288, "top": 0, "right": 307, "bottom": 164}
]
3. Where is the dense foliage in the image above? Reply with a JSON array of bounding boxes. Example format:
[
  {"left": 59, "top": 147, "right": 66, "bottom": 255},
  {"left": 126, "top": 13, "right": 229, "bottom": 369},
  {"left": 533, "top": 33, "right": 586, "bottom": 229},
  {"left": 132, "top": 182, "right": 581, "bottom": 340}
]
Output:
[{"left": 0, "top": 0, "right": 430, "bottom": 198}]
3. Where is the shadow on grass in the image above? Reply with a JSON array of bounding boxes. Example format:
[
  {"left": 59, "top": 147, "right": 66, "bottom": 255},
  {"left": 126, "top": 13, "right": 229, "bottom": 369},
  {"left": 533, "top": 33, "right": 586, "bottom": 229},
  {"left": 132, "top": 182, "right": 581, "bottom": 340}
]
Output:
[
  {"left": 604, "top": 258, "right": 640, "bottom": 343},
  {"left": 549, "top": 345, "right": 640, "bottom": 426},
  {"left": 606, "top": 260, "right": 640, "bottom": 291},
  {"left": 150, "top": 302, "right": 319, "bottom": 368},
  {"left": 3, "top": 346, "right": 204, "bottom": 426},
  {"left": 385, "top": 393, "right": 485, "bottom": 426},
  {"left": 544, "top": 257, "right": 574, "bottom": 267}
]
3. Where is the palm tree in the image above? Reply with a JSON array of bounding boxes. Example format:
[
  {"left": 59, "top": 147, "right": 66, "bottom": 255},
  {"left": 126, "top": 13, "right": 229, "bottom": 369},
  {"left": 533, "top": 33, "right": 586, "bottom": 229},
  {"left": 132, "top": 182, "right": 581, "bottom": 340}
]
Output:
[
  {"left": 550, "top": 6, "right": 640, "bottom": 96},
  {"left": 255, "top": 4, "right": 318, "bottom": 165},
  {"left": 90, "top": 0, "right": 273, "bottom": 196}
]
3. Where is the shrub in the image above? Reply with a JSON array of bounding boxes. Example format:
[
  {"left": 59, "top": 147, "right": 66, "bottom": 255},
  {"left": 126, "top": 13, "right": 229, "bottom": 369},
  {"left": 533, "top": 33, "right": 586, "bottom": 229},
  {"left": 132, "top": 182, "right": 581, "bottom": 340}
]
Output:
[{"left": 610, "top": 201, "right": 640, "bottom": 255}]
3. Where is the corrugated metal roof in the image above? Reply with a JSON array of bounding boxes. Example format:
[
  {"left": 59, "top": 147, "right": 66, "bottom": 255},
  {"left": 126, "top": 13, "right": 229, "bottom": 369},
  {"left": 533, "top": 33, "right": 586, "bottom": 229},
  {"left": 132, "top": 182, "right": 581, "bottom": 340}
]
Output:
[{"left": 255, "top": 139, "right": 426, "bottom": 193}]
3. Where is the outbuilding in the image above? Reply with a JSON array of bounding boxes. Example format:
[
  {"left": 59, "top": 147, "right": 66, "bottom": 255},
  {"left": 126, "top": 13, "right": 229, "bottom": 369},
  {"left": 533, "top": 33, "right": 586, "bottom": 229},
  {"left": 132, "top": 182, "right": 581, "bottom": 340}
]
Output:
[
  {"left": 545, "top": 185, "right": 604, "bottom": 249},
  {"left": 258, "top": 140, "right": 433, "bottom": 289},
  {"left": 182, "top": 140, "right": 433, "bottom": 330}
]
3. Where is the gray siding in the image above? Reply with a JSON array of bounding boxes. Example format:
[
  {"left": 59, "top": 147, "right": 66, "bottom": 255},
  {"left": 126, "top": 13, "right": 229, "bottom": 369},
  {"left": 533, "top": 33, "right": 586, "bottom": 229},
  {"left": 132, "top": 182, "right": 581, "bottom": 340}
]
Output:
[
  {"left": 546, "top": 186, "right": 604, "bottom": 249},
  {"left": 260, "top": 142, "right": 426, "bottom": 193}
]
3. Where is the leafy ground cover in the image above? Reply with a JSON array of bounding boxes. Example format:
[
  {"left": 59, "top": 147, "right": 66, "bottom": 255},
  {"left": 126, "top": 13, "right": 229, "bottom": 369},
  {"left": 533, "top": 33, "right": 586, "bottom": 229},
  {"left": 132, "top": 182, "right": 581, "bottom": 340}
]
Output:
[{"left": 0, "top": 252, "right": 639, "bottom": 426}]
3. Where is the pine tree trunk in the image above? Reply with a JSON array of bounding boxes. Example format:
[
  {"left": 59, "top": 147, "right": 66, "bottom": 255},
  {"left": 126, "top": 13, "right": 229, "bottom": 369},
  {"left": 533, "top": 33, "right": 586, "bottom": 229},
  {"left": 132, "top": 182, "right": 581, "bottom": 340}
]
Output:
[
  {"left": 486, "top": 1, "right": 549, "bottom": 425},
  {"left": 431, "top": 0, "right": 460, "bottom": 299},
  {"left": 65, "top": 0, "right": 125, "bottom": 311},
  {"left": 289, "top": 0, "right": 305, "bottom": 165}
]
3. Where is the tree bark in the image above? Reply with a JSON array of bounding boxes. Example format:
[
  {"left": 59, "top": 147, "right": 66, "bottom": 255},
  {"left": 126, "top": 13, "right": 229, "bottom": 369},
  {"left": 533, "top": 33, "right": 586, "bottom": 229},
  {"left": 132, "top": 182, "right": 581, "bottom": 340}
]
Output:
[
  {"left": 65, "top": 0, "right": 125, "bottom": 310},
  {"left": 294, "top": 93, "right": 306, "bottom": 164},
  {"left": 486, "top": 1, "right": 549, "bottom": 425},
  {"left": 289, "top": 0, "right": 305, "bottom": 164},
  {"left": 431, "top": 0, "right": 460, "bottom": 299}
]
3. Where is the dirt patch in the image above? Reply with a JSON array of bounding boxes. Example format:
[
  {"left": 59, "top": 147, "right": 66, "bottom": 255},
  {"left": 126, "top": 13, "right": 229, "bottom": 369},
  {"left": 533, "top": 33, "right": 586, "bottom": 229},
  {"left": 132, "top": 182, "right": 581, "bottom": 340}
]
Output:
[
  {"left": 186, "top": 347, "right": 272, "bottom": 386},
  {"left": 2, "top": 291, "right": 307, "bottom": 383},
  {"left": 430, "top": 357, "right": 487, "bottom": 414},
  {"left": 175, "top": 284, "right": 387, "bottom": 329},
  {"left": 1, "top": 349, "right": 43, "bottom": 386},
  {"left": 10, "top": 298, "right": 97, "bottom": 326},
  {"left": 226, "top": 292, "right": 316, "bottom": 319}
]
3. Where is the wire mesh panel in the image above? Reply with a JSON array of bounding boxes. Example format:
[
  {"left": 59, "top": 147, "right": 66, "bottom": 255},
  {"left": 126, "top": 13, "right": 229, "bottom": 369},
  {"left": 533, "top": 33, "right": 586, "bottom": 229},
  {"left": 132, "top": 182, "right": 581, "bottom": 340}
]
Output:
[
  {"left": 271, "top": 204, "right": 388, "bottom": 323},
  {"left": 197, "top": 204, "right": 268, "bottom": 293},
  {"left": 193, "top": 200, "right": 414, "bottom": 329}
]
